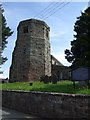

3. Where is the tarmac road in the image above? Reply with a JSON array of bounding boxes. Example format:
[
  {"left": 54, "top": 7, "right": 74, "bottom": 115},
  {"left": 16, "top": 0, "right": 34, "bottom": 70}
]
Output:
[{"left": 0, "top": 107, "right": 39, "bottom": 120}]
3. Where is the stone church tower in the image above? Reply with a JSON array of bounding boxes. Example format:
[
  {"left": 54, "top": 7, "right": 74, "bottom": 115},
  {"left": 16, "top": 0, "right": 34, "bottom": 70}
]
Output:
[{"left": 9, "top": 19, "right": 51, "bottom": 82}]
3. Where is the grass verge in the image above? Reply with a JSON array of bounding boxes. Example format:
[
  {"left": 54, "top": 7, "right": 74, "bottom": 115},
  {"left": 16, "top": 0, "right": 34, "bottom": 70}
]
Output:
[{"left": 0, "top": 81, "right": 89, "bottom": 95}]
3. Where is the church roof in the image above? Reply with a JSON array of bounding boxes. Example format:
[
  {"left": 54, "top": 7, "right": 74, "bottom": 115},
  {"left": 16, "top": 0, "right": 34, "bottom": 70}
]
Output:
[{"left": 51, "top": 55, "right": 64, "bottom": 66}]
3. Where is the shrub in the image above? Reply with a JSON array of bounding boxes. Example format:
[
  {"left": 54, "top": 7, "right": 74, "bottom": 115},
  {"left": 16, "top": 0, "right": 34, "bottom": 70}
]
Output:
[
  {"left": 29, "top": 82, "right": 33, "bottom": 86},
  {"left": 52, "top": 74, "right": 58, "bottom": 84},
  {"left": 40, "top": 75, "right": 59, "bottom": 84},
  {"left": 40, "top": 75, "right": 50, "bottom": 84}
]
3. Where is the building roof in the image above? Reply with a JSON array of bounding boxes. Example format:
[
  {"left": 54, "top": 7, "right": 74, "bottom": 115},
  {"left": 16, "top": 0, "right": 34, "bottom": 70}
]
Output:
[{"left": 51, "top": 55, "right": 64, "bottom": 66}]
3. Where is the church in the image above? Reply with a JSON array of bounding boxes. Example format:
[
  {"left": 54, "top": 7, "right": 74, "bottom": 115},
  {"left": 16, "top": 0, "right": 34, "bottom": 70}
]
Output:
[{"left": 9, "top": 19, "right": 70, "bottom": 82}]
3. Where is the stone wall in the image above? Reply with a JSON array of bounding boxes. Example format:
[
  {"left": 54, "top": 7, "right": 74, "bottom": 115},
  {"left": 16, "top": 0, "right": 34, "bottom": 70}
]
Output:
[
  {"left": 52, "top": 65, "right": 71, "bottom": 80},
  {"left": 2, "top": 90, "right": 90, "bottom": 119},
  {"left": 9, "top": 19, "right": 51, "bottom": 82}
]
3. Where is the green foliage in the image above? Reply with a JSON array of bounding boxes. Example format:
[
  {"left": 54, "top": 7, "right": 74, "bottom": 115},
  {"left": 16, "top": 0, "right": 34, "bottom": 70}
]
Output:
[
  {"left": 0, "top": 4, "right": 13, "bottom": 65},
  {"left": 65, "top": 7, "right": 90, "bottom": 68},
  {"left": 0, "top": 81, "right": 89, "bottom": 95},
  {"left": 40, "top": 75, "right": 50, "bottom": 84},
  {"left": 52, "top": 74, "right": 58, "bottom": 84},
  {"left": 40, "top": 75, "right": 58, "bottom": 84}
]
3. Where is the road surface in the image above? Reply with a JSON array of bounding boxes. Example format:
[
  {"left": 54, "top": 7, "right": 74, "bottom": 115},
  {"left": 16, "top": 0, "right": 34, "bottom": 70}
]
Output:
[{"left": 0, "top": 107, "right": 39, "bottom": 120}]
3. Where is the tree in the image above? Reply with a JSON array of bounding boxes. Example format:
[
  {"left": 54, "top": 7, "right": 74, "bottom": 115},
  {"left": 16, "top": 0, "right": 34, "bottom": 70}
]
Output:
[
  {"left": 0, "top": 4, "right": 13, "bottom": 65},
  {"left": 65, "top": 6, "right": 90, "bottom": 68}
]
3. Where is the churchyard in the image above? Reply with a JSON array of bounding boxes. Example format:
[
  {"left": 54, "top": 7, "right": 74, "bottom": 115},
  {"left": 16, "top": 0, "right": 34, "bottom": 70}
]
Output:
[{"left": 0, "top": 80, "right": 89, "bottom": 95}]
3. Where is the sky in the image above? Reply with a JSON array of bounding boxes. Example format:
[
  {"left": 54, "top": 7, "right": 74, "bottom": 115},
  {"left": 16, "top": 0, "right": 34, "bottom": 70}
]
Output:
[{"left": 0, "top": 0, "right": 89, "bottom": 78}]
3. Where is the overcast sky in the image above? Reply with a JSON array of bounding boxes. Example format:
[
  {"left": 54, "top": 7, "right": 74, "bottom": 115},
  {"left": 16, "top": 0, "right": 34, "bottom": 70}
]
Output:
[{"left": 0, "top": 1, "right": 88, "bottom": 78}]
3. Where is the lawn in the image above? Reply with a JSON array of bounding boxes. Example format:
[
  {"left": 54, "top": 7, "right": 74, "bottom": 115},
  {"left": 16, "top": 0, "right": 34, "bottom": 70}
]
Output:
[{"left": 0, "top": 81, "right": 90, "bottom": 95}]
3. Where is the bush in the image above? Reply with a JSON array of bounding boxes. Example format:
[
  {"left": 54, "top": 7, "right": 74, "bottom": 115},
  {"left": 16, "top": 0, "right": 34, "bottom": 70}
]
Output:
[
  {"left": 52, "top": 74, "right": 58, "bottom": 84},
  {"left": 29, "top": 82, "right": 33, "bottom": 86},
  {"left": 40, "top": 75, "right": 50, "bottom": 84},
  {"left": 40, "top": 74, "right": 59, "bottom": 84}
]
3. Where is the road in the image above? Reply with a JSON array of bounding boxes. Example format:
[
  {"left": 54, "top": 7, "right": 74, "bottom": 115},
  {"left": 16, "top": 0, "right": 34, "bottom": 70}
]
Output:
[{"left": 0, "top": 107, "right": 39, "bottom": 120}]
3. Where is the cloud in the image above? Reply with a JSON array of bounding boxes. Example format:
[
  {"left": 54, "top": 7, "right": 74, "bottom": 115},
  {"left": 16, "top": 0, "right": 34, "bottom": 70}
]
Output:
[
  {"left": 0, "top": 74, "right": 7, "bottom": 79},
  {"left": 48, "top": 16, "right": 72, "bottom": 43},
  {"left": 1, "top": 62, "right": 10, "bottom": 78},
  {"left": 82, "top": 6, "right": 87, "bottom": 12},
  {"left": 50, "top": 31, "right": 67, "bottom": 38}
]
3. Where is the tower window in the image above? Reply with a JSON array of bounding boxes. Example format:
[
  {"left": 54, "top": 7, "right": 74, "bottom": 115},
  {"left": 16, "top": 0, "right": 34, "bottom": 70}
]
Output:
[
  {"left": 46, "top": 30, "right": 48, "bottom": 38},
  {"left": 23, "top": 47, "right": 26, "bottom": 54},
  {"left": 23, "top": 26, "right": 28, "bottom": 33}
]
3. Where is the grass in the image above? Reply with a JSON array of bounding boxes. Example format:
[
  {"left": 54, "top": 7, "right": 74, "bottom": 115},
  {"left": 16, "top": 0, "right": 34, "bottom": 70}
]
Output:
[{"left": 0, "top": 81, "right": 90, "bottom": 95}]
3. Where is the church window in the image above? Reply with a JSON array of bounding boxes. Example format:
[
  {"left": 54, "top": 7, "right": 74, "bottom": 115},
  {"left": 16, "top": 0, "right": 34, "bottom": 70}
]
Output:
[{"left": 23, "top": 26, "right": 28, "bottom": 33}]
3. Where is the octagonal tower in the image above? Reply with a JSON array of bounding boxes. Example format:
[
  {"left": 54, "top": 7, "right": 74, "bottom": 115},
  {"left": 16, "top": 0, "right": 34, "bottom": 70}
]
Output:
[{"left": 9, "top": 19, "right": 51, "bottom": 82}]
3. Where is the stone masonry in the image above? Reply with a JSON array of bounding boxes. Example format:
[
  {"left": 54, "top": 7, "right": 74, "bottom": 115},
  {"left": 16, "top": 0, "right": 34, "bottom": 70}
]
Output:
[
  {"left": 2, "top": 90, "right": 90, "bottom": 118},
  {"left": 9, "top": 19, "right": 51, "bottom": 82}
]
